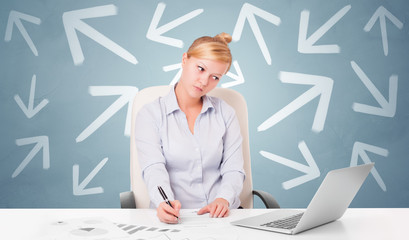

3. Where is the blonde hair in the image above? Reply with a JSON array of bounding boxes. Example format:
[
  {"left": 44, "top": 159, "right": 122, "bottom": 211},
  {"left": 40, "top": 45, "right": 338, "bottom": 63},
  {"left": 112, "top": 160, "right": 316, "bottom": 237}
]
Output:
[{"left": 186, "top": 32, "right": 233, "bottom": 72}]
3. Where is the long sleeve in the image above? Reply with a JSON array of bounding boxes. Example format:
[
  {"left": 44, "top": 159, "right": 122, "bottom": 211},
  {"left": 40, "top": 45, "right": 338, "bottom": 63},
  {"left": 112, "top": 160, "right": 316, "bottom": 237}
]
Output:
[{"left": 134, "top": 101, "right": 174, "bottom": 208}]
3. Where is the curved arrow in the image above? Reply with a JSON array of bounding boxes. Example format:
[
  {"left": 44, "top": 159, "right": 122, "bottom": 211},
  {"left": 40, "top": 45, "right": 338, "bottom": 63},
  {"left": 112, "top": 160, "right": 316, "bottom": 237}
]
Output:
[
  {"left": 258, "top": 71, "right": 333, "bottom": 133},
  {"left": 232, "top": 3, "right": 281, "bottom": 65},
  {"left": 298, "top": 5, "right": 351, "bottom": 54},
  {"left": 12, "top": 136, "right": 50, "bottom": 178},
  {"left": 146, "top": 2, "right": 203, "bottom": 48},
  {"left": 260, "top": 141, "right": 320, "bottom": 190},
  {"left": 76, "top": 86, "right": 138, "bottom": 143},
  {"left": 350, "top": 142, "right": 388, "bottom": 191},
  {"left": 14, "top": 74, "right": 49, "bottom": 118},
  {"left": 351, "top": 61, "right": 397, "bottom": 117},
  {"left": 73, "top": 158, "right": 108, "bottom": 196},
  {"left": 364, "top": 6, "right": 403, "bottom": 56},
  {"left": 5, "top": 10, "right": 41, "bottom": 56},
  {"left": 62, "top": 4, "right": 137, "bottom": 65}
]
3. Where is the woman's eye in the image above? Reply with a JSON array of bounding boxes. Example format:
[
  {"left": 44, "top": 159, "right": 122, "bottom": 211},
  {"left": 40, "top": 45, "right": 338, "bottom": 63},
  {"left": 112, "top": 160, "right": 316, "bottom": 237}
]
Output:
[
  {"left": 213, "top": 76, "right": 220, "bottom": 81},
  {"left": 198, "top": 66, "right": 204, "bottom": 71}
]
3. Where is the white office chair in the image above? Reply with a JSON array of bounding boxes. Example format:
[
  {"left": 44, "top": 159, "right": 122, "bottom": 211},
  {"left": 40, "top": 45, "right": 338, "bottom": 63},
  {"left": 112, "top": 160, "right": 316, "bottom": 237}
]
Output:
[{"left": 120, "top": 85, "right": 280, "bottom": 209}]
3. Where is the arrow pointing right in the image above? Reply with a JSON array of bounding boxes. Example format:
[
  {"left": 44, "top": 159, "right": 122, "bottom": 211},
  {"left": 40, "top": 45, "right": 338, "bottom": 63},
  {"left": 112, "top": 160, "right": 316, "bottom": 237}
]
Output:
[
  {"left": 163, "top": 63, "right": 182, "bottom": 85},
  {"left": 76, "top": 86, "right": 138, "bottom": 143},
  {"left": 222, "top": 61, "right": 245, "bottom": 88},
  {"left": 260, "top": 141, "right": 320, "bottom": 190},
  {"left": 4, "top": 10, "right": 41, "bottom": 56},
  {"left": 62, "top": 4, "right": 137, "bottom": 65},
  {"left": 73, "top": 158, "right": 108, "bottom": 196},
  {"left": 258, "top": 71, "right": 333, "bottom": 133},
  {"left": 351, "top": 61, "right": 398, "bottom": 117},
  {"left": 350, "top": 142, "right": 388, "bottom": 191},
  {"left": 12, "top": 136, "right": 50, "bottom": 178}
]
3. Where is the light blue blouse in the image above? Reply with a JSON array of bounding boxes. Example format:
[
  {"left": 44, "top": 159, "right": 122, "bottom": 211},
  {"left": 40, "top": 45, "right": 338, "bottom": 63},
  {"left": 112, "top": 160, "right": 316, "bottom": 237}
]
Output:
[{"left": 134, "top": 86, "right": 245, "bottom": 209}]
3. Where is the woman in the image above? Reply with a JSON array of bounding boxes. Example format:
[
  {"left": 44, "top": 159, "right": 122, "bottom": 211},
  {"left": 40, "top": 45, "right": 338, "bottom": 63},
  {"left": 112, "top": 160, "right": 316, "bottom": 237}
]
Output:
[{"left": 134, "top": 32, "right": 245, "bottom": 224}]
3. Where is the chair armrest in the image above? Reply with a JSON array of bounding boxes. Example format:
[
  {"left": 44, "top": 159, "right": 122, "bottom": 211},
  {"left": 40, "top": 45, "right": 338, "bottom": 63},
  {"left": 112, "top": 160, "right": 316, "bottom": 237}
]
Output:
[
  {"left": 120, "top": 191, "right": 136, "bottom": 209},
  {"left": 252, "top": 190, "right": 280, "bottom": 209}
]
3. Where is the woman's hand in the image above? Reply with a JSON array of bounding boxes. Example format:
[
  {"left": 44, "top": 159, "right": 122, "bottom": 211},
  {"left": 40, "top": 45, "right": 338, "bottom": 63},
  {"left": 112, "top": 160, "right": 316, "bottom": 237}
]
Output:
[
  {"left": 156, "top": 200, "right": 181, "bottom": 224},
  {"left": 197, "top": 198, "right": 230, "bottom": 218}
]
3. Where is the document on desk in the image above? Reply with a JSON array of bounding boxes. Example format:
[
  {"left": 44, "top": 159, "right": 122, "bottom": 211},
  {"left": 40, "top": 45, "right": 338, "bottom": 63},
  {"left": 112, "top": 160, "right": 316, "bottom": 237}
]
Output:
[
  {"left": 116, "top": 210, "right": 237, "bottom": 240},
  {"left": 38, "top": 217, "right": 128, "bottom": 240}
]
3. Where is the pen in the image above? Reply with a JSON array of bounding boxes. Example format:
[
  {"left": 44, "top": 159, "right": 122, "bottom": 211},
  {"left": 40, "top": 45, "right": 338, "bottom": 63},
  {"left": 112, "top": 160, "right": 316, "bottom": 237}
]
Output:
[{"left": 158, "top": 186, "right": 179, "bottom": 220}]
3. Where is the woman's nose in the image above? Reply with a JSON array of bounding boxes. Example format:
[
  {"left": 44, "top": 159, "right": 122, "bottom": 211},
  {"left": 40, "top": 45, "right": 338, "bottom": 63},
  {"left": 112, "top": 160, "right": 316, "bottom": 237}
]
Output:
[{"left": 199, "top": 75, "right": 209, "bottom": 86}]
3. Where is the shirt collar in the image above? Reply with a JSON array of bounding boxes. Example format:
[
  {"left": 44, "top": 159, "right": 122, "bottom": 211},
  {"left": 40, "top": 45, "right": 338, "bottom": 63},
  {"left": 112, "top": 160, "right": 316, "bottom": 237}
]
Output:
[{"left": 164, "top": 85, "right": 215, "bottom": 115}]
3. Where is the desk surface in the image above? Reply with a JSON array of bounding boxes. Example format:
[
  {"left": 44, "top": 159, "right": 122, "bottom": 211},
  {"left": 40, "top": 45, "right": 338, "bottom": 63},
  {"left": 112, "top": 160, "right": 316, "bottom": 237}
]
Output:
[{"left": 1, "top": 208, "right": 407, "bottom": 239}]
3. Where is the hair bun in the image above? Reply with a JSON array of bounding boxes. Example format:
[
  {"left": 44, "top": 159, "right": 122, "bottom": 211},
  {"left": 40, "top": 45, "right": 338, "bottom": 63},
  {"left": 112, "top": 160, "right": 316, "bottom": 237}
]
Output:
[{"left": 215, "top": 32, "right": 232, "bottom": 44}]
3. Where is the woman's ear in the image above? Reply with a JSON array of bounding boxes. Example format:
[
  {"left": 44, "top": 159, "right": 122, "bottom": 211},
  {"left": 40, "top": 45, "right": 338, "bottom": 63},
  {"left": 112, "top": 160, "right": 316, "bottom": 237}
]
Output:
[{"left": 181, "top": 53, "right": 188, "bottom": 67}]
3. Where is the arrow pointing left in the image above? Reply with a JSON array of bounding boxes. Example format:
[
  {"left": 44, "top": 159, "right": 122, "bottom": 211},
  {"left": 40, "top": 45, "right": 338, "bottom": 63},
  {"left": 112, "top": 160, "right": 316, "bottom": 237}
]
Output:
[
  {"left": 76, "top": 86, "right": 138, "bottom": 143},
  {"left": 351, "top": 142, "right": 388, "bottom": 191},
  {"left": 73, "top": 157, "right": 108, "bottom": 196},
  {"left": 62, "top": 4, "right": 137, "bottom": 65},
  {"left": 146, "top": 2, "right": 203, "bottom": 48},
  {"left": 232, "top": 3, "right": 281, "bottom": 65},
  {"left": 14, "top": 74, "right": 49, "bottom": 119},
  {"left": 260, "top": 141, "right": 320, "bottom": 190},
  {"left": 12, "top": 136, "right": 50, "bottom": 178},
  {"left": 298, "top": 5, "right": 351, "bottom": 54},
  {"left": 258, "top": 71, "right": 333, "bottom": 133},
  {"left": 4, "top": 10, "right": 41, "bottom": 56},
  {"left": 222, "top": 61, "right": 245, "bottom": 88}
]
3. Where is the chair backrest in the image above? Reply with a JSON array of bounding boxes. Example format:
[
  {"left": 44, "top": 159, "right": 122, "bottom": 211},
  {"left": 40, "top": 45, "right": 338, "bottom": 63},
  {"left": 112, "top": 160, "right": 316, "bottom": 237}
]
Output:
[{"left": 130, "top": 85, "right": 254, "bottom": 208}]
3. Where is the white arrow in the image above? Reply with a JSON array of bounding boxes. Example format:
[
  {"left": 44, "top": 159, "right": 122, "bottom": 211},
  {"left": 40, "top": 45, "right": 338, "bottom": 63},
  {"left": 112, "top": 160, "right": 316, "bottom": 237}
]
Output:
[
  {"left": 62, "top": 4, "right": 137, "bottom": 65},
  {"left": 350, "top": 142, "right": 388, "bottom": 191},
  {"left": 260, "top": 141, "right": 320, "bottom": 190},
  {"left": 76, "top": 86, "right": 138, "bottom": 143},
  {"left": 4, "top": 10, "right": 41, "bottom": 56},
  {"left": 351, "top": 61, "right": 397, "bottom": 117},
  {"left": 232, "top": 3, "right": 281, "bottom": 65},
  {"left": 14, "top": 74, "right": 49, "bottom": 119},
  {"left": 163, "top": 63, "right": 182, "bottom": 85},
  {"left": 146, "top": 2, "right": 203, "bottom": 48},
  {"left": 12, "top": 136, "right": 50, "bottom": 178},
  {"left": 222, "top": 61, "right": 245, "bottom": 88},
  {"left": 73, "top": 157, "right": 108, "bottom": 196},
  {"left": 258, "top": 71, "right": 333, "bottom": 133},
  {"left": 364, "top": 6, "right": 403, "bottom": 56},
  {"left": 298, "top": 5, "right": 351, "bottom": 54}
]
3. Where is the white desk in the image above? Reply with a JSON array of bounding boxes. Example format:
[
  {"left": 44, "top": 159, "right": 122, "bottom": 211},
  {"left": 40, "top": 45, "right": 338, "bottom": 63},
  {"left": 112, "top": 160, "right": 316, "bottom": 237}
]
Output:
[{"left": 1, "top": 208, "right": 406, "bottom": 239}]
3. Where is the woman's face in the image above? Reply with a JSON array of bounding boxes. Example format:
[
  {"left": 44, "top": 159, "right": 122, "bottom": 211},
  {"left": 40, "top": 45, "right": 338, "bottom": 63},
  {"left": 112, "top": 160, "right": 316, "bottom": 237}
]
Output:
[{"left": 179, "top": 53, "right": 229, "bottom": 99}]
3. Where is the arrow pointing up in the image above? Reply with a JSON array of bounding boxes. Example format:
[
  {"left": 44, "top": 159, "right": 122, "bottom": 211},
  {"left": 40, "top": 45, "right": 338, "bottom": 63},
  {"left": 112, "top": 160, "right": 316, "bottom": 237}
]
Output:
[
  {"left": 351, "top": 142, "right": 388, "bottom": 191},
  {"left": 351, "top": 61, "right": 398, "bottom": 117},
  {"left": 76, "top": 86, "right": 138, "bottom": 143},
  {"left": 146, "top": 2, "right": 203, "bottom": 48},
  {"left": 232, "top": 3, "right": 281, "bottom": 65},
  {"left": 364, "top": 6, "right": 403, "bottom": 56},
  {"left": 258, "top": 71, "right": 333, "bottom": 133},
  {"left": 73, "top": 158, "right": 108, "bottom": 196},
  {"left": 12, "top": 136, "right": 50, "bottom": 178},
  {"left": 260, "top": 141, "right": 320, "bottom": 190},
  {"left": 222, "top": 61, "right": 245, "bottom": 88},
  {"left": 4, "top": 10, "right": 41, "bottom": 56},
  {"left": 62, "top": 4, "right": 137, "bottom": 65},
  {"left": 298, "top": 5, "right": 351, "bottom": 54},
  {"left": 14, "top": 74, "right": 49, "bottom": 118}
]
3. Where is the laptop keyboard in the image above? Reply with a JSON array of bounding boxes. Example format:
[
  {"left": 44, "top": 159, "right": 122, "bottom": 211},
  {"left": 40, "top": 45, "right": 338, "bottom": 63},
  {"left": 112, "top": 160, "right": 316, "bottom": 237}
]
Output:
[{"left": 260, "top": 213, "right": 304, "bottom": 230}]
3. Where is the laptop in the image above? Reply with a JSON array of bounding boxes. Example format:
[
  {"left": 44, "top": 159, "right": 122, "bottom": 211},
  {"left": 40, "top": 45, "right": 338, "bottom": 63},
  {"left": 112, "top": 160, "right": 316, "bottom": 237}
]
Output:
[{"left": 231, "top": 163, "right": 374, "bottom": 234}]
